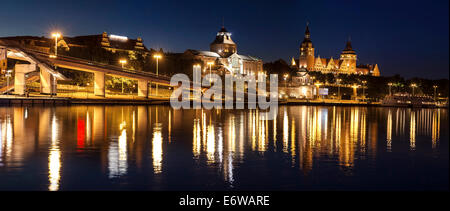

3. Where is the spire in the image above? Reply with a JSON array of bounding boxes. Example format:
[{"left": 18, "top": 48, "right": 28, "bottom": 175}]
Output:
[
  {"left": 304, "top": 22, "right": 310, "bottom": 39},
  {"left": 341, "top": 35, "right": 356, "bottom": 55},
  {"left": 344, "top": 36, "right": 353, "bottom": 51}
]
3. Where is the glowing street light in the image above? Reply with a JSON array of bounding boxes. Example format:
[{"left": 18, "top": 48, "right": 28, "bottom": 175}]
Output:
[
  {"left": 433, "top": 85, "right": 438, "bottom": 101},
  {"left": 352, "top": 84, "right": 359, "bottom": 100},
  {"left": 119, "top": 59, "right": 127, "bottom": 93},
  {"left": 362, "top": 80, "right": 367, "bottom": 101},
  {"left": 315, "top": 82, "right": 322, "bottom": 99},
  {"left": 119, "top": 59, "right": 127, "bottom": 68},
  {"left": 336, "top": 78, "right": 342, "bottom": 100},
  {"left": 283, "top": 73, "right": 290, "bottom": 89},
  {"left": 411, "top": 84, "right": 417, "bottom": 96},
  {"left": 388, "top": 82, "right": 393, "bottom": 96},
  {"left": 153, "top": 54, "right": 162, "bottom": 96},
  {"left": 51, "top": 32, "right": 61, "bottom": 57}
]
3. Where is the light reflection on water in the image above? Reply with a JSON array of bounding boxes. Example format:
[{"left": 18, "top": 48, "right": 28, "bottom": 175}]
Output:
[{"left": 0, "top": 106, "right": 447, "bottom": 191}]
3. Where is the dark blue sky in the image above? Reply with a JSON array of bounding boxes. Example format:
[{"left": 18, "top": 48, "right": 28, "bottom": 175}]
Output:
[{"left": 1, "top": 0, "right": 448, "bottom": 79}]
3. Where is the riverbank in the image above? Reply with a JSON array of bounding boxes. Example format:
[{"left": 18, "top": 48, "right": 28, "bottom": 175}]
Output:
[
  {"left": 0, "top": 95, "right": 447, "bottom": 108},
  {"left": 0, "top": 95, "right": 170, "bottom": 105}
]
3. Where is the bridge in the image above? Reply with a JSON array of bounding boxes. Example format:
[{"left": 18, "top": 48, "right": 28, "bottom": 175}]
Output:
[{"left": 0, "top": 39, "right": 172, "bottom": 99}]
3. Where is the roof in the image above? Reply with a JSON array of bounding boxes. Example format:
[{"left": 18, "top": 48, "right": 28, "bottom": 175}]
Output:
[
  {"left": 0, "top": 33, "right": 149, "bottom": 52},
  {"left": 185, "top": 49, "right": 221, "bottom": 57},
  {"left": 238, "top": 54, "right": 260, "bottom": 61},
  {"left": 67, "top": 34, "right": 148, "bottom": 51},
  {"left": 211, "top": 27, "right": 236, "bottom": 45},
  {"left": 185, "top": 49, "right": 260, "bottom": 61},
  {"left": 219, "top": 27, "right": 228, "bottom": 33},
  {"left": 341, "top": 40, "right": 356, "bottom": 55}
]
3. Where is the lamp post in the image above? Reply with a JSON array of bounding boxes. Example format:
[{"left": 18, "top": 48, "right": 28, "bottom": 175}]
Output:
[
  {"left": 5, "top": 70, "right": 12, "bottom": 95},
  {"left": 433, "top": 85, "right": 438, "bottom": 101},
  {"left": 283, "top": 73, "right": 289, "bottom": 88},
  {"left": 352, "top": 84, "right": 358, "bottom": 100},
  {"left": 119, "top": 59, "right": 127, "bottom": 94},
  {"left": 315, "top": 82, "right": 322, "bottom": 100},
  {"left": 410, "top": 83, "right": 417, "bottom": 96},
  {"left": 282, "top": 73, "right": 289, "bottom": 99},
  {"left": 51, "top": 32, "right": 61, "bottom": 57},
  {"left": 388, "top": 83, "right": 393, "bottom": 96},
  {"left": 336, "top": 78, "right": 342, "bottom": 100},
  {"left": 362, "top": 80, "right": 367, "bottom": 102},
  {"left": 153, "top": 54, "right": 162, "bottom": 96}
]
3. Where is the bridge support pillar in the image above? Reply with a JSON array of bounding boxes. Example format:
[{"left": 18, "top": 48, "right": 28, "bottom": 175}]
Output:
[
  {"left": 94, "top": 72, "right": 105, "bottom": 97},
  {"left": 138, "top": 79, "right": 148, "bottom": 98},
  {"left": 40, "top": 68, "right": 56, "bottom": 95},
  {"left": 14, "top": 64, "right": 36, "bottom": 95}
]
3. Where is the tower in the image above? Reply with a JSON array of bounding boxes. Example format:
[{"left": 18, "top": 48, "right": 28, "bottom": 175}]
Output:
[
  {"left": 299, "top": 23, "right": 315, "bottom": 69},
  {"left": 210, "top": 26, "right": 237, "bottom": 57},
  {"left": 339, "top": 39, "right": 357, "bottom": 73},
  {"left": 101, "top": 32, "right": 110, "bottom": 47}
]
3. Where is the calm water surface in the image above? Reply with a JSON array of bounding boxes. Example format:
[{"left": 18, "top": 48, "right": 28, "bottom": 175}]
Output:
[{"left": 0, "top": 105, "right": 448, "bottom": 190}]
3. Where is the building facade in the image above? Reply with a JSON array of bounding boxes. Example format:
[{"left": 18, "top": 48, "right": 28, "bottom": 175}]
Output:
[
  {"left": 0, "top": 32, "right": 149, "bottom": 56},
  {"left": 182, "top": 26, "right": 263, "bottom": 76},
  {"left": 280, "top": 68, "right": 315, "bottom": 99},
  {"left": 292, "top": 24, "right": 380, "bottom": 76}
]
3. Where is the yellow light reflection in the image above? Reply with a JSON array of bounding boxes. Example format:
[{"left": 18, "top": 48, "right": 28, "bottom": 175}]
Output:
[
  {"left": 48, "top": 115, "right": 61, "bottom": 191},
  {"left": 410, "top": 111, "right": 416, "bottom": 150},
  {"left": 283, "top": 109, "right": 289, "bottom": 153},
  {"left": 387, "top": 110, "right": 392, "bottom": 152},
  {"left": 431, "top": 110, "right": 440, "bottom": 149},
  {"left": 290, "top": 119, "right": 296, "bottom": 163},
  {"left": 193, "top": 119, "right": 201, "bottom": 157},
  {"left": 152, "top": 123, "right": 163, "bottom": 174},
  {"left": 206, "top": 120, "right": 215, "bottom": 163}
]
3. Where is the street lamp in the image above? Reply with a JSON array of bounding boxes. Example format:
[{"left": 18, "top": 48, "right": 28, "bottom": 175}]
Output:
[
  {"left": 352, "top": 84, "right": 359, "bottom": 100},
  {"left": 388, "top": 83, "right": 393, "bottom": 96},
  {"left": 410, "top": 83, "right": 417, "bottom": 96},
  {"left": 315, "top": 82, "right": 322, "bottom": 99},
  {"left": 362, "top": 80, "right": 367, "bottom": 102},
  {"left": 51, "top": 32, "right": 61, "bottom": 57},
  {"left": 336, "top": 78, "right": 342, "bottom": 100},
  {"left": 153, "top": 54, "right": 162, "bottom": 96},
  {"left": 119, "top": 59, "right": 127, "bottom": 94},
  {"left": 119, "top": 59, "right": 127, "bottom": 68},
  {"left": 433, "top": 85, "right": 438, "bottom": 101},
  {"left": 283, "top": 73, "right": 289, "bottom": 88}
]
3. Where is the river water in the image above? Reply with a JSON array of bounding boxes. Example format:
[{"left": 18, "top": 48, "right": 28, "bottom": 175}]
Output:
[{"left": 0, "top": 105, "right": 447, "bottom": 190}]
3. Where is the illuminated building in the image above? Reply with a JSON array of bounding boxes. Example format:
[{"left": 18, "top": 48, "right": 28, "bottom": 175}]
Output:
[
  {"left": 279, "top": 68, "right": 315, "bottom": 99},
  {"left": 291, "top": 23, "right": 381, "bottom": 76},
  {"left": 182, "top": 26, "right": 263, "bottom": 76},
  {"left": 0, "top": 32, "right": 149, "bottom": 56}
]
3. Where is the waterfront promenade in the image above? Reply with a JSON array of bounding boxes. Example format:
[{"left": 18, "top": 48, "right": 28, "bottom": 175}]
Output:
[{"left": 3, "top": 94, "right": 446, "bottom": 108}]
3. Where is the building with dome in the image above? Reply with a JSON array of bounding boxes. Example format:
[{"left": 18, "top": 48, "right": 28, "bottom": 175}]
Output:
[
  {"left": 280, "top": 67, "right": 315, "bottom": 99},
  {"left": 291, "top": 23, "right": 380, "bottom": 76},
  {"left": 182, "top": 26, "right": 263, "bottom": 76}
]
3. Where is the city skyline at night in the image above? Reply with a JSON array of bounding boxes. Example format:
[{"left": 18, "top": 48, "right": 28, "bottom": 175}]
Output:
[{"left": 1, "top": 0, "right": 448, "bottom": 79}]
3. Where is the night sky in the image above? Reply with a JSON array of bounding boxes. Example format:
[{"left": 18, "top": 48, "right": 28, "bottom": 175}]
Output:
[{"left": 1, "top": 0, "right": 448, "bottom": 79}]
